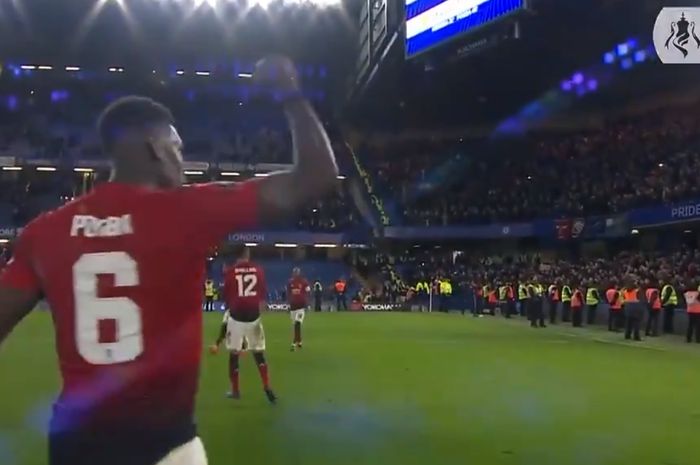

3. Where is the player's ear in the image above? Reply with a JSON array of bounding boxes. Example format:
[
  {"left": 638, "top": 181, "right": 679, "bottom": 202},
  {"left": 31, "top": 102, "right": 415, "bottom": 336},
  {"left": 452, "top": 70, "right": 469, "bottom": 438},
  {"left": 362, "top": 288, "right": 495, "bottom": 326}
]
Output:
[{"left": 145, "top": 138, "right": 163, "bottom": 163}]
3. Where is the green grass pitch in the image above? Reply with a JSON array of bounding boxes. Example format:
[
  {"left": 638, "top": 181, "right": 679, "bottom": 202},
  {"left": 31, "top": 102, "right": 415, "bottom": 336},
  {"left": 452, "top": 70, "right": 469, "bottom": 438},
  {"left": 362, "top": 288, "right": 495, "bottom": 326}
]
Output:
[{"left": 1, "top": 311, "right": 699, "bottom": 465}]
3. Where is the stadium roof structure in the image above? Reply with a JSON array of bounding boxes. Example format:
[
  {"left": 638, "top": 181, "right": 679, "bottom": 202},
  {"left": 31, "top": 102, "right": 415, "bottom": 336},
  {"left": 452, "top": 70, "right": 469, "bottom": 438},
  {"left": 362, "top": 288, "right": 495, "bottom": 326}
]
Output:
[
  {"left": 0, "top": 0, "right": 359, "bottom": 73},
  {"left": 348, "top": 0, "right": 688, "bottom": 129}
]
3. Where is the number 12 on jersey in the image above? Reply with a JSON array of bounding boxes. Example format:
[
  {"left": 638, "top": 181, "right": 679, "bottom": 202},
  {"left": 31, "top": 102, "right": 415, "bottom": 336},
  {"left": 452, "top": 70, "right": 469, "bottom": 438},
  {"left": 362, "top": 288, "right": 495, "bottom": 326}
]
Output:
[{"left": 235, "top": 273, "right": 258, "bottom": 297}]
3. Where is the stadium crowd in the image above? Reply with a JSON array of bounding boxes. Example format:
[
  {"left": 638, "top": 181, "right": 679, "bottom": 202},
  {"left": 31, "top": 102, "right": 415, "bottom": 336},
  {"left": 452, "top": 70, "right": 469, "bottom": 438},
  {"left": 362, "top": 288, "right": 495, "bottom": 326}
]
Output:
[
  {"left": 360, "top": 109, "right": 700, "bottom": 226},
  {"left": 357, "top": 244, "right": 700, "bottom": 341},
  {"left": 0, "top": 170, "right": 355, "bottom": 232}
]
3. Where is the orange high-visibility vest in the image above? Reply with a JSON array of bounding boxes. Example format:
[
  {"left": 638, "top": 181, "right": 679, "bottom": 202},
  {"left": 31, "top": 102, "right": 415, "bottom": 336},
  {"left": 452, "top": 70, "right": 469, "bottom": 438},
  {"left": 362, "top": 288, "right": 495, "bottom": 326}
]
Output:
[
  {"left": 624, "top": 289, "right": 640, "bottom": 303},
  {"left": 606, "top": 289, "right": 622, "bottom": 310},
  {"left": 572, "top": 290, "right": 583, "bottom": 308},
  {"left": 488, "top": 291, "right": 498, "bottom": 304},
  {"left": 645, "top": 288, "right": 661, "bottom": 310},
  {"left": 685, "top": 291, "right": 700, "bottom": 314}
]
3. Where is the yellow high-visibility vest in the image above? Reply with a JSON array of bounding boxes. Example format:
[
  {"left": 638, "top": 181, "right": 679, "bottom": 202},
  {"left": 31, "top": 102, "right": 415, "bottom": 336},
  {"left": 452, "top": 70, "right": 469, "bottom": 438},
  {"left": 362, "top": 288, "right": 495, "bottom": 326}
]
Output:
[
  {"left": 661, "top": 284, "right": 678, "bottom": 306},
  {"left": 586, "top": 288, "right": 599, "bottom": 305}
]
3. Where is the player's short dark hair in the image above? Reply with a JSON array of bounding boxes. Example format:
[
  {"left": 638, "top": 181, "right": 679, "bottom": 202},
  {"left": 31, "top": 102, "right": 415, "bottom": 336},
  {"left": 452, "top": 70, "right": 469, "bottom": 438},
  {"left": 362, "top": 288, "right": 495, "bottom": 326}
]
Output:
[{"left": 97, "top": 96, "right": 174, "bottom": 150}]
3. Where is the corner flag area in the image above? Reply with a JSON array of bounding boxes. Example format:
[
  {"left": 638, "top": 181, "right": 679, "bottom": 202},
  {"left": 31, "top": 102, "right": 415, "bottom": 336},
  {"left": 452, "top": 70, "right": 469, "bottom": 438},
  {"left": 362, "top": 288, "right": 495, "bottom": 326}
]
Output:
[{"left": 0, "top": 311, "right": 697, "bottom": 465}]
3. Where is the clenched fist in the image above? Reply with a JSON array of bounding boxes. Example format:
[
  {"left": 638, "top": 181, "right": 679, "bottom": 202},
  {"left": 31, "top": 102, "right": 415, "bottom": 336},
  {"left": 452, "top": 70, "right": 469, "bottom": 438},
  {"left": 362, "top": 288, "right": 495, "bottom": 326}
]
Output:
[{"left": 254, "top": 55, "right": 301, "bottom": 94}]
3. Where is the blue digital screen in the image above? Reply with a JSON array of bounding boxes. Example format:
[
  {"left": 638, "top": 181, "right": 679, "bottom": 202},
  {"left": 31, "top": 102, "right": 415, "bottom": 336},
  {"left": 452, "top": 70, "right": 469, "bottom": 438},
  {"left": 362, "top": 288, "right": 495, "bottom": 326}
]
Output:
[{"left": 405, "top": 0, "right": 524, "bottom": 58}]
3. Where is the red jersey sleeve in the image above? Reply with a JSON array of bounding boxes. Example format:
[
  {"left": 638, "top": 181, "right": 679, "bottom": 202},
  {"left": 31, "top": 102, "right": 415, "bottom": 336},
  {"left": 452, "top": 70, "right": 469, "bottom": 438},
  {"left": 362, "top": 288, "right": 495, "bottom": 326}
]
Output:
[
  {"left": 175, "top": 181, "right": 260, "bottom": 251},
  {"left": 0, "top": 224, "right": 41, "bottom": 293}
]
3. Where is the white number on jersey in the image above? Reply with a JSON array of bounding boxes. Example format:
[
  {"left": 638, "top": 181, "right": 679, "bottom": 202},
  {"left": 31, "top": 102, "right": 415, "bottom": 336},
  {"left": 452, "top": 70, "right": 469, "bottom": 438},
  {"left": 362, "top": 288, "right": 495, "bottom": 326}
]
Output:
[
  {"left": 235, "top": 273, "right": 258, "bottom": 297},
  {"left": 72, "top": 252, "right": 143, "bottom": 365}
]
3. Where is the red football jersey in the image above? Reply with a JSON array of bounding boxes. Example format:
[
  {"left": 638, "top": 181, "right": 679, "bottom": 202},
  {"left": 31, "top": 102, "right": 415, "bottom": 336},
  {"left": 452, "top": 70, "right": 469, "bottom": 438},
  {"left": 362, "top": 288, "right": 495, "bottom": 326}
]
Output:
[
  {"left": 287, "top": 276, "right": 310, "bottom": 310},
  {"left": 224, "top": 261, "right": 266, "bottom": 321},
  {"left": 0, "top": 181, "right": 259, "bottom": 432}
]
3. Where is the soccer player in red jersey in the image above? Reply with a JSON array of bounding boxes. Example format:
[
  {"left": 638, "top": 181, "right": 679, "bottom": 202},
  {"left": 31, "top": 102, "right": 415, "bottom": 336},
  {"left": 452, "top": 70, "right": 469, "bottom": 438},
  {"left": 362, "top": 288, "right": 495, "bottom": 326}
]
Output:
[
  {"left": 209, "top": 247, "right": 276, "bottom": 403},
  {"left": 287, "top": 267, "right": 310, "bottom": 351},
  {"left": 0, "top": 55, "right": 338, "bottom": 465}
]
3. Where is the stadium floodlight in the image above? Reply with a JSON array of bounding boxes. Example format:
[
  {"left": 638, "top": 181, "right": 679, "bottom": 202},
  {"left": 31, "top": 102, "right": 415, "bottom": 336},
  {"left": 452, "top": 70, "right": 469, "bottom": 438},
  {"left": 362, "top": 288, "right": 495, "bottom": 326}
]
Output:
[
  {"left": 631, "top": 229, "right": 639, "bottom": 235},
  {"left": 65, "top": 66, "right": 81, "bottom": 71},
  {"left": 38, "top": 65, "right": 53, "bottom": 70},
  {"left": 1, "top": 166, "right": 22, "bottom": 171},
  {"left": 254, "top": 173, "right": 269, "bottom": 177},
  {"left": 658, "top": 163, "right": 664, "bottom": 168},
  {"left": 244, "top": 243, "right": 258, "bottom": 247},
  {"left": 20, "top": 65, "right": 36, "bottom": 70},
  {"left": 36, "top": 166, "right": 57, "bottom": 172},
  {"left": 237, "top": 72, "right": 253, "bottom": 78},
  {"left": 195, "top": 71, "right": 210, "bottom": 76},
  {"left": 108, "top": 67, "right": 124, "bottom": 73},
  {"left": 193, "top": 0, "right": 218, "bottom": 7},
  {"left": 183, "top": 170, "right": 204, "bottom": 175},
  {"left": 73, "top": 167, "right": 94, "bottom": 173},
  {"left": 684, "top": 230, "right": 692, "bottom": 234},
  {"left": 220, "top": 171, "right": 240, "bottom": 176},
  {"left": 176, "top": 70, "right": 185, "bottom": 76},
  {"left": 337, "top": 175, "right": 346, "bottom": 180},
  {"left": 313, "top": 244, "right": 337, "bottom": 248},
  {"left": 274, "top": 243, "right": 298, "bottom": 248},
  {"left": 0, "top": 239, "right": 9, "bottom": 244}
]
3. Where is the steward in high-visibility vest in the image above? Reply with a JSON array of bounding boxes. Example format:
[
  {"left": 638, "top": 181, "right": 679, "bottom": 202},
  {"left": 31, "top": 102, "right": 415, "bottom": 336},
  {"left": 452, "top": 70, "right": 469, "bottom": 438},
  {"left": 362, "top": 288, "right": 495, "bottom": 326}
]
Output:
[
  {"left": 482, "top": 284, "right": 491, "bottom": 313},
  {"left": 517, "top": 283, "right": 529, "bottom": 317},
  {"left": 561, "top": 284, "right": 573, "bottom": 323},
  {"left": 473, "top": 283, "right": 485, "bottom": 316},
  {"left": 505, "top": 283, "right": 515, "bottom": 318},
  {"left": 518, "top": 283, "right": 529, "bottom": 301},
  {"left": 571, "top": 287, "right": 584, "bottom": 327},
  {"left": 415, "top": 280, "right": 429, "bottom": 310},
  {"left": 622, "top": 279, "right": 645, "bottom": 341},
  {"left": 660, "top": 279, "right": 678, "bottom": 334},
  {"left": 644, "top": 286, "right": 662, "bottom": 337},
  {"left": 684, "top": 286, "right": 700, "bottom": 343},
  {"left": 547, "top": 284, "right": 560, "bottom": 324},
  {"left": 486, "top": 286, "right": 497, "bottom": 314},
  {"left": 204, "top": 279, "right": 216, "bottom": 312},
  {"left": 416, "top": 281, "right": 429, "bottom": 295},
  {"left": 438, "top": 279, "right": 452, "bottom": 312},
  {"left": 605, "top": 286, "right": 623, "bottom": 332},
  {"left": 498, "top": 285, "right": 508, "bottom": 302},
  {"left": 527, "top": 282, "right": 546, "bottom": 328},
  {"left": 585, "top": 286, "right": 601, "bottom": 326}
]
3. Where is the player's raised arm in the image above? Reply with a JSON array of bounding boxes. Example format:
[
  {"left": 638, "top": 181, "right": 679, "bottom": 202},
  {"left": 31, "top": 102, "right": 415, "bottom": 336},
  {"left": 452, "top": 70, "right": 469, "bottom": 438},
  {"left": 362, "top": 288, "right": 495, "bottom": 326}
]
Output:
[{"left": 253, "top": 56, "right": 339, "bottom": 225}]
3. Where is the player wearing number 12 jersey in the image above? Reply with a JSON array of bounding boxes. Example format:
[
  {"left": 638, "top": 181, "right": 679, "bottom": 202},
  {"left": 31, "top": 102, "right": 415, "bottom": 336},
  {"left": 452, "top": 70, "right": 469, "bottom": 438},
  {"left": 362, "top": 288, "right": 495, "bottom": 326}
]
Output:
[
  {"left": 0, "top": 56, "right": 339, "bottom": 465},
  {"left": 210, "top": 247, "right": 276, "bottom": 403}
]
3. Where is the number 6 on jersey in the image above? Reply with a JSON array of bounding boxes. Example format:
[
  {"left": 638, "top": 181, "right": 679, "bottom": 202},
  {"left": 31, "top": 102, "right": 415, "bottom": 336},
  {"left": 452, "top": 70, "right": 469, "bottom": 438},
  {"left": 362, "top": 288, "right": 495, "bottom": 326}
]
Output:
[{"left": 73, "top": 252, "right": 143, "bottom": 365}]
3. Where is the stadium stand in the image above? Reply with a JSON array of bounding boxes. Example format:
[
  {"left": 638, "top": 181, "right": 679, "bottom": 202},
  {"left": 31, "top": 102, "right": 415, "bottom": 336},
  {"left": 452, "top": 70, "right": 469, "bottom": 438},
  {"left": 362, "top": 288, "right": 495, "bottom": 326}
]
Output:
[{"left": 357, "top": 109, "right": 700, "bottom": 226}]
